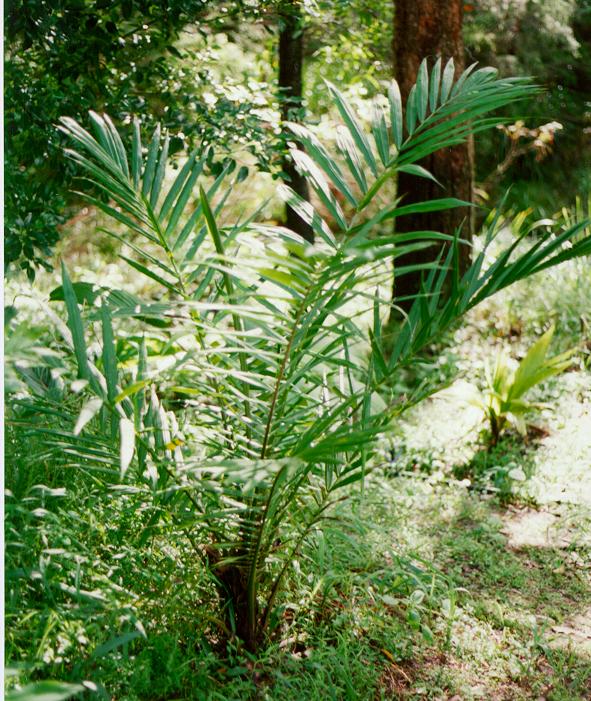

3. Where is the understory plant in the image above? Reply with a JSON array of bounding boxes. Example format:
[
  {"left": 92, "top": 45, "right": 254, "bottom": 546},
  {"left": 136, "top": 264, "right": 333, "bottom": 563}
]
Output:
[
  {"left": 11, "top": 59, "right": 591, "bottom": 655},
  {"left": 457, "top": 325, "right": 576, "bottom": 444}
]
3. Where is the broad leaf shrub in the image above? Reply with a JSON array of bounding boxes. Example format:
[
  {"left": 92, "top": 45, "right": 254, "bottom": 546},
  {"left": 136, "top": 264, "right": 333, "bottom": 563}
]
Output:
[
  {"left": 4, "top": 0, "right": 280, "bottom": 279},
  {"left": 9, "top": 61, "right": 591, "bottom": 658}
]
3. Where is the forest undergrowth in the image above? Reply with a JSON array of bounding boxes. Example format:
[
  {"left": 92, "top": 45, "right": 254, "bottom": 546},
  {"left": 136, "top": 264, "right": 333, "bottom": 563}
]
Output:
[
  {"left": 6, "top": 238, "right": 591, "bottom": 701},
  {"left": 5, "top": 66, "right": 591, "bottom": 699}
]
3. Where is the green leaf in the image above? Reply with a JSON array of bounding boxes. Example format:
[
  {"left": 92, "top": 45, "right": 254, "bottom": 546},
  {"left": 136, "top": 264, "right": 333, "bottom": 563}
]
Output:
[
  {"left": 416, "top": 58, "right": 429, "bottom": 121},
  {"left": 119, "top": 417, "right": 135, "bottom": 477},
  {"left": 397, "top": 164, "right": 441, "bottom": 186},
  {"left": 429, "top": 57, "right": 442, "bottom": 112},
  {"left": 451, "top": 62, "right": 478, "bottom": 98},
  {"left": 326, "top": 81, "right": 378, "bottom": 176},
  {"left": 49, "top": 281, "right": 102, "bottom": 306},
  {"left": 291, "top": 150, "right": 348, "bottom": 231},
  {"left": 92, "top": 630, "right": 144, "bottom": 659},
  {"left": 103, "top": 113, "right": 130, "bottom": 180},
  {"left": 74, "top": 397, "right": 103, "bottom": 435},
  {"left": 405, "top": 84, "right": 418, "bottom": 135},
  {"left": 101, "top": 303, "right": 118, "bottom": 402},
  {"left": 509, "top": 326, "right": 574, "bottom": 399},
  {"left": 277, "top": 184, "right": 336, "bottom": 247},
  {"left": 150, "top": 132, "right": 170, "bottom": 209},
  {"left": 175, "top": 161, "right": 233, "bottom": 253},
  {"left": 200, "top": 186, "right": 225, "bottom": 260},
  {"left": 336, "top": 125, "right": 368, "bottom": 193},
  {"left": 114, "top": 379, "right": 151, "bottom": 404},
  {"left": 287, "top": 122, "right": 358, "bottom": 208},
  {"left": 5, "top": 681, "right": 86, "bottom": 701},
  {"left": 421, "top": 624, "right": 434, "bottom": 644},
  {"left": 89, "top": 111, "right": 121, "bottom": 170},
  {"left": 388, "top": 80, "right": 403, "bottom": 148},
  {"left": 394, "top": 197, "right": 472, "bottom": 219},
  {"left": 131, "top": 118, "right": 142, "bottom": 189},
  {"left": 159, "top": 150, "right": 201, "bottom": 223},
  {"left": 141, "top": 124, "right": 161, "bottom": 199},
  {"left": 371, "top": 102, "right": 391, "bottom": 166},
  {"left": 164, "top": 160, "right": 203, "bottom": 238},
  {"left": 119, "top": 256, "right": 178, "bottom": 293},
  {"left": 440, "top": 58, "right": 455, "bottom": 103},
  {"left": 61, "top": 263, "right": 91, "bottom": 382}
]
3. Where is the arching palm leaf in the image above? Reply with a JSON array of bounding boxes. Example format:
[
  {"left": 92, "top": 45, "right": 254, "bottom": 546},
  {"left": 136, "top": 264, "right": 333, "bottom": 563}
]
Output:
[{"left": 42, "top": 63, "right": 591, "bottom": 650}]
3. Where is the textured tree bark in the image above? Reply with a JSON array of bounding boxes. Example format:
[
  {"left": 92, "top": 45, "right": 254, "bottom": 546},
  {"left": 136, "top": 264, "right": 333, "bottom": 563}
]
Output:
[
  {"left": 278, "top": 1, "right": 314, "bottom": 241},
  {"left": 392, "top": 0, "right": 474, "bottom": 313}
]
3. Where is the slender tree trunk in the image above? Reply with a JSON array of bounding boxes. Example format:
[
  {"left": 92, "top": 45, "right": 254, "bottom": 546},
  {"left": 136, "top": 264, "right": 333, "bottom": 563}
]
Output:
[
  {"left": 392, "top": 0, "right": 474, "bottom": 313},
  {"left": 278, "top": 1, "right": 314, "bottom": 241}
]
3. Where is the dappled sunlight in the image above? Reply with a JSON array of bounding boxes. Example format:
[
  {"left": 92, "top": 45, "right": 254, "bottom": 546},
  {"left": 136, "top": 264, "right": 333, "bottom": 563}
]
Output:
[
  {"left": 361, "top": 479, "right": 591, "bottom": 698},
  {"left": 551, "top": 608, "right": 591, "bottom": 655},
  {"left": 399, "top": 385, "right": 483, "bottom": 465},
  {"left": 501, "top": 508, "right": 571, "bottom": 549},
  {"left": 527, "top": 373, "right": 591, "bottom": 507}
]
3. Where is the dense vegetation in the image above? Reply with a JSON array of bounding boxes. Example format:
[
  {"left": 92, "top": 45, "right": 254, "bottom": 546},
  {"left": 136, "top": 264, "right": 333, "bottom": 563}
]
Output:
[{"left": 5, "top": 2, "right": 591, "bottom": 699}]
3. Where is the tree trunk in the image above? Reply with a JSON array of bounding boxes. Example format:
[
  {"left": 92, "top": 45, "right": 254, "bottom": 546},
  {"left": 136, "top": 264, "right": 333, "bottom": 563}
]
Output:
[
  {"left": 278, "top": 1, "right": 314, "bottom": 241},
  {"left": 392, "top": 0, "right": 474, "bottom": 313}
]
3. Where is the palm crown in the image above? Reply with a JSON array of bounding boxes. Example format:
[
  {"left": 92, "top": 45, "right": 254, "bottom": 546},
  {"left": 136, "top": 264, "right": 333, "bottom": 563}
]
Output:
[{"left": 40, "top": 59, "right": 591, "bottom": 648}]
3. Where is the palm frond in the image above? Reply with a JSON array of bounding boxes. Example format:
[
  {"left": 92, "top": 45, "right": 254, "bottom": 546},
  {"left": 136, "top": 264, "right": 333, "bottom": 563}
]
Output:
[{"left": 50, "top": 63, "right": 591, "bottom": 649}]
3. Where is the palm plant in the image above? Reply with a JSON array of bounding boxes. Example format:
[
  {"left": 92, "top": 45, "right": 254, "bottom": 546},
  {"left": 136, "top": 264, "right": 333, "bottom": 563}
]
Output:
[
  {"left": 27, "top": 59, "right": 591, "bottom": 651},
  {"left": 454, "top": 325, "right": 576, "bottom": 444}
]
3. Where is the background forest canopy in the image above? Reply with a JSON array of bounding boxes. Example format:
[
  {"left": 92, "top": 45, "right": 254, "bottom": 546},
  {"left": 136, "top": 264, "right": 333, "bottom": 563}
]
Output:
[{"left": 4, "top": 0, "right": 591, "bottom": 279}]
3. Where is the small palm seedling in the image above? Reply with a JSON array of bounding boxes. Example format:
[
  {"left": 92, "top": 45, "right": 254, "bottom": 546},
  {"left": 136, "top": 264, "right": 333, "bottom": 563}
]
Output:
[
  {"left": 13, "top": 59, "right": 591, "bottom": 652},
  {"left": 455, "top": 326, "right": 576, "bottom": 444}
]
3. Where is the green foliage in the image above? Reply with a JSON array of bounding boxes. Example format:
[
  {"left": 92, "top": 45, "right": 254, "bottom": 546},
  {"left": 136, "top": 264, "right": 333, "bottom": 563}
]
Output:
[
  {"left": 557, "top": 191, "right": 591, "bottom": 240},
  {"left": 6, "top": 60, "right": 591, "bottom": 697},
  {"left": 4, "top": 0, "right": 278, "bottom": 278},
  {"left": 53, "top": 60, "right": 590, "bottom": 648},
  {"left": 455, "top": 326, "right": 576, "bottom": 444},
  {"left": 305, "top": 0, "right": 393, "bottom": 111},
  {"left": 4, "top": 1, "right": 190, "bottom": 276},
  {"left": 465, "top": 0, "right": 591, "bottom": 211},
  {"left": 455, "top": 435, "right": 532, "bottom": 502}
]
